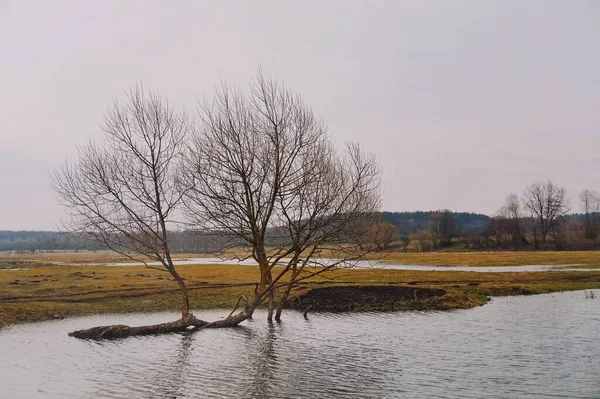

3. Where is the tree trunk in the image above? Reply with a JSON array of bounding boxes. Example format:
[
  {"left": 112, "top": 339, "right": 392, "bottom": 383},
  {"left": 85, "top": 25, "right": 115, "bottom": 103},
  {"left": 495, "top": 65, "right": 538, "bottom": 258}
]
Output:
[
  {"left": 267, "top": 290, "right": 274, "bottom": 322},
  {"left": 257, "top": 249, "right": 274, "bottom": 322},
  {"left": 170, "top": 268, "right": 190, "bottom": 318},
  {"left": 531, "top": 217, "right": 539, "bottom": 250},
  {"left": 204, "top": 303, "right": 256, "bottom": 328},
  {"left": 274, "top": 305, "right": 283, "bottom": 322},
  {"left": 274, "top": 277, "right": 296, "bottom": 322},
  {"left": 540, "top": 216, "right": 547, "bottom": 243}
]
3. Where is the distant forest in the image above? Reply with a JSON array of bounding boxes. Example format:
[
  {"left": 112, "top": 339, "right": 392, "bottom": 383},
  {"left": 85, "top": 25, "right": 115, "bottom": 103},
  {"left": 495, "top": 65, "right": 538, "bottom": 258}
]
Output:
[
  {"left": 380, "top": 211, "right": 491, "bottom": 236},
  {"left": 0, "top": 211, "right": 594, "bottom": 253},
  {"left": 0, "top": 231, "right": 98, "bottom": 252},
  {"left": 0, "top": 230, "right": 227, "bottom": 253}
]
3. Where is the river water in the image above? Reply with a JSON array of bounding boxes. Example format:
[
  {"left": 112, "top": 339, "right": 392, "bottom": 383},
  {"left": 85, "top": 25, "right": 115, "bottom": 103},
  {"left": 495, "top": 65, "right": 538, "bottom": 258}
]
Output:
[
  {"left": 1, "top": 290, "right": 598, "bottom": 398},
  {"left": 55, "top": 257, "right": 597, "bottom": 272}
]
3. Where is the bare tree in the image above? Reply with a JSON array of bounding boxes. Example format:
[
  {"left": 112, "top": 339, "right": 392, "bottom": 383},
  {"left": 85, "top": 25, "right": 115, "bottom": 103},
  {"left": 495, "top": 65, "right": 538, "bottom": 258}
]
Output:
[
  {"left": 522, "top": 180, "right": 569, "bottom": 249},
  {"left": 399, "top": 235, "right": 411, "bottom": 251},
  {"left": 580, "top": 189, "right": 600, "bottom": 240},
  {"left": 491, "top": 213, "right": 511, "bottom": 248},
  {"left": 494, "top": 194, "right": 522, "bottom": 248},
  {"left": 412, "top": 228, "right": 433, "bottom": 252},
  {"left": 182, "top": 72, "right": 381, "bottom": 323},
  {"left": 430, "top": 210, "right": 457, "bottom": 247},
  {"left": 52, "top": 86, "right": 212, "bottom": 338},
  {"left": 363, "top": 221, "right": 399, "bottom": 251}
]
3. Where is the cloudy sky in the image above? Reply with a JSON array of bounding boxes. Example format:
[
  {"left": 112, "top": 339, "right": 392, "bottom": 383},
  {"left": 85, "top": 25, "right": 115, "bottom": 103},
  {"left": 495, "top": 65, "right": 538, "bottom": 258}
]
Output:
[{"left": 1, "top": 0, "right": 600, "bottom": 230}]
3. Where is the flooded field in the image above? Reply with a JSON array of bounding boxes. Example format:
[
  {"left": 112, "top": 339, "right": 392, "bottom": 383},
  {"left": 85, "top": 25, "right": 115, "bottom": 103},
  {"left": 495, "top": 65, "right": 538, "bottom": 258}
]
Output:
[{"left": 1, "top": 290, "right": 598, "bottom": 398}]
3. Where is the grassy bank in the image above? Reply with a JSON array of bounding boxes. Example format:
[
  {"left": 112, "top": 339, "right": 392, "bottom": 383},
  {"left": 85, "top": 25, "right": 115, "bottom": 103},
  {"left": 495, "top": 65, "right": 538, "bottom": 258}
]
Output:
[
  {"left": 1, "top": 259, "right": 599, "bottom": 329},
  {"left": 5, "top": 249, "right": 600, "bottom": 268},
  {"left": 367, "top": 250, "right": 600, "bottom": 267},
  {"left": 0, "top": 250, "right": 208, "bottom": 265}
]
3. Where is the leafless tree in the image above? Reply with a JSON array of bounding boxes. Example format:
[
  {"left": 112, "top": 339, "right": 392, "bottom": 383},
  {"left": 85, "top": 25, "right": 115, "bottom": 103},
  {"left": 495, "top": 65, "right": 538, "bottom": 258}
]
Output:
[
  {"left": 491, "top": 214, "right": 511, "bottom": 248},
  {"left": 580, "top": 189, "right": 600, "bottom": 240},
  {"left": 181, "top": 72, "right": 381, "bottom": 323},
  {"left": 399, "top": 235, "right": 411, "bottom": 251},
  {"left": 363, "top": 221, "right": 399, "bottom": 251},
  {"left": 412, "top": 228, "right": 433, "bottom": 252},
  {"left": 494, "top": 194, "right": 522, "bottom": 248},
  {"left": 522, "top": 180, "right": 569, "bottom": 249},
  {"left": 52, "top": 86, "right": 212, "bottom": 338},
  {"left": 430, "top": 210, "right": 457, "bottom": 247}
]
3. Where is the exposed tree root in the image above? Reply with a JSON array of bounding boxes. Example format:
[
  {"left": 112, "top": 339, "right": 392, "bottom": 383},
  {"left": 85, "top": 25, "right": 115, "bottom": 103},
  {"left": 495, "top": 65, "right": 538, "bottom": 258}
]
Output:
[{"left": 303, "top": 305, "right": 312, "bottom": 320}]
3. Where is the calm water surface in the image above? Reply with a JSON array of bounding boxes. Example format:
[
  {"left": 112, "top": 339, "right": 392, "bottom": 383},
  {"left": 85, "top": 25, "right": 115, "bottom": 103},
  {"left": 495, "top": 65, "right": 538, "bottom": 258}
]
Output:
[
  {"left": 1, "top": 290, "right": 599, "bottom": 398},
  {"left": 55, "top": 257, "right": 597, "bottom": 272}
]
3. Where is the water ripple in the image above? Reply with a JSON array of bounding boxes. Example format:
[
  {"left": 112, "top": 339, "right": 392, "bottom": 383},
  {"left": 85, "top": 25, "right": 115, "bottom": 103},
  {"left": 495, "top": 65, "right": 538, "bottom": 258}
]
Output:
[{"left": 1, "top": 291, "right": 599, "bottom": 398}]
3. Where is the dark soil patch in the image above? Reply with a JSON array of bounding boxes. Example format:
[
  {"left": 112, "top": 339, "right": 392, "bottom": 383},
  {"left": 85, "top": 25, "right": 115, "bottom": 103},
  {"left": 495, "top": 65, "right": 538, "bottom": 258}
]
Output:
[
  {"left": 286, "top": 285, "right": 446, "bottom": 312},
  {"left": 511, "top": 286, "right": 534, "bottom": 295}
]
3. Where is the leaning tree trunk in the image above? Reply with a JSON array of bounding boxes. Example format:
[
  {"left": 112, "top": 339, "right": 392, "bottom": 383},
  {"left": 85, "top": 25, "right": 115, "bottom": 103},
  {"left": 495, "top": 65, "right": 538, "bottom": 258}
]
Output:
[
  {"left": 68, "top": 301, "right": 260, "bottom": 340},
  {"left": 274, "top": 299, "right": 285, "bottom": 322},
  {"left": 256, "top": 252, "right": 275, "bottom": 322},
  {"left": 274, "top": 280, "right": 296, "bottom": 322},
  {"left": 68, "top": 314, "right": 208, "bottom": 339},
  {"left": 267, "top": 290, "right": 275, "bottom": 322},
  {"left": 205, "top": 301, "right": 258, "bottom": 328},
  {"left": 274, "top": 265, "right": 299, "bottom": 322},
  {"left": 169, "top": 267, "right": 191, "bottom": 318}
]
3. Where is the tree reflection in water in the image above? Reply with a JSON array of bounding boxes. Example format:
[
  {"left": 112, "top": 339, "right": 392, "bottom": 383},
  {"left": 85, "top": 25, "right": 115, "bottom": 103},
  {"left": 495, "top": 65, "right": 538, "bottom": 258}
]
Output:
[
  {"left": 148, "top": 333, "right": 194, "bottom": 398},
  {"left": 243, "top": 322, "right": 280, "bottom": 399}
]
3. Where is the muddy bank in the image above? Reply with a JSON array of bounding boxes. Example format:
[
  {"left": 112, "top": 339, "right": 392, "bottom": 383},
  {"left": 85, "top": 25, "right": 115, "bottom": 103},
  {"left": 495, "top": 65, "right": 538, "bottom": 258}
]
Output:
[{"left": 287, "top": 285, "right": 446, "bottom": 312}]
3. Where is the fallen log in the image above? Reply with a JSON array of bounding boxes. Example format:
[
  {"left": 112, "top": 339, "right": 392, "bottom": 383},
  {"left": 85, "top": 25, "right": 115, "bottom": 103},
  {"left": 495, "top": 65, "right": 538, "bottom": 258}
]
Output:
[
  {"left": 68, "top": 302, "right": 256, "bottom": 340},
  {"left": 68, "top": 315, "right": 209, "bottom": 339}
]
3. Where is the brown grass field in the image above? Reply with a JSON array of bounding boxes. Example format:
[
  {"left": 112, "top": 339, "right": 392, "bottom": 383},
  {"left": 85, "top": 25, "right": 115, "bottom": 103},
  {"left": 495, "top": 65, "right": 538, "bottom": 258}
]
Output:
[
  {"left": 366, "top": 250, "right": 600, "bottom": 267},
  {"left": 1, "top": 250, "right": 599, "bottom": 329}
]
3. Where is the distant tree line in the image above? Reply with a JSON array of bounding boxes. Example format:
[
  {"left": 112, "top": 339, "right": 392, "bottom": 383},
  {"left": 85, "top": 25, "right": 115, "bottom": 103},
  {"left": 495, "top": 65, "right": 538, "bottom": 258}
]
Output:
[
  {"left": 0, "top": 230, "right": 234, "bottom": 253},
  {"left": 377, "top": 211, "right": 488, "bottom": 252},
  {"left": 0, "top": 231, "right": 101, "bottom": 252},
  {"left": 374, "top": 180, "right": 600, "bottom": 252},
  {"left": 0, "top": 212, "right": 484, "bottom": 253},
  {"left": 381, "top": 211, "right": 490, "bottom": 236},
  {"left": 5, "top": 181, "right": 599, "bottom": 254},
  {"left": 487, "top": 181, "right": 599, "bottom": 251}
]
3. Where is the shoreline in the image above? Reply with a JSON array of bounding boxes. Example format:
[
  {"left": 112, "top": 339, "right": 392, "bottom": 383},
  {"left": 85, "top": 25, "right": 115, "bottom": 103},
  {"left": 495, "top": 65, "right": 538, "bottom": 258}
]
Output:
[{"left": 1, "top": 263, "right": 599, "bottom": 330}]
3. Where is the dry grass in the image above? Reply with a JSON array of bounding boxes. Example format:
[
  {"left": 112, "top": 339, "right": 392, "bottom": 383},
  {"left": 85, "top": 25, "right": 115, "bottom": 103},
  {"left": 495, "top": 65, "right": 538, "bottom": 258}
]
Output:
[
  {"left": 0, "top": 250, "right": 210, "bottom": 265},
  {"left": 1, "top": 252, "right": 599, "bottom": 329},
  {"left": 0, "top": 264, "right": 258, "bottom": 328},
  {"left": 7, "top": 249, "right": 600, "bottom": 268},
  {"left": 367, "top": 250, "right": 600, "bottom": 267}
]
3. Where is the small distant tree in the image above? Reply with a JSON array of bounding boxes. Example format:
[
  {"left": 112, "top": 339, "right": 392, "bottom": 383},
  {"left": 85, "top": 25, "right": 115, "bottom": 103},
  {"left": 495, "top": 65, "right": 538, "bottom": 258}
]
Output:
[
  {"left": 504, "top": 194, "right": 522, "bottom": 247},
  {"left": 490, "top": 214, "right": 511, "bottom": 248},
  {"left": 413, "top": 228, "right": 433, "bottom": 252},
  {"left": 580, "top": 189, "right": 600, "bottom": 240},
  {"left": 494, "top": 194, "right": 522, "bottom": 249},
  {"left": 365, "top": 221, "right": 399, "bottom": 250},
  {"left": 430, "top": 210, "right": 457, "bottom": 247},
  {"left": 522, "top": 180, "right": 569, "bottom": 249},
  {"left": 399, "top": 235, "right": 411, "bottom": 251},
  {"left": 554, "top": 219, "right": 580, "bottom": 250}
]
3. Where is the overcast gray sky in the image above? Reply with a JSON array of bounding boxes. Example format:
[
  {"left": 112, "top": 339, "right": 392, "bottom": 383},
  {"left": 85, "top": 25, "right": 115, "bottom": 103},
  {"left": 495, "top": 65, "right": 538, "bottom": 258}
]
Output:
[{"left": 1, "top": 0, "right": 600, "bottom": 230}]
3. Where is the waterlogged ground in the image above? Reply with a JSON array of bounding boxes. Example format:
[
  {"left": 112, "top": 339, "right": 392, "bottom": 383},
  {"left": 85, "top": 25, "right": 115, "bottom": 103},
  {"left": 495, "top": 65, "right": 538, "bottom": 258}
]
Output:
[
  {"left": 53, "top": 257, "right": 598, "bottom": 272},
  {"left": 1, "top": 290, "right": 599, "bottom": 398},
  {"left": 6, "top": 249, "right": 600, "bottom": 268}
]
